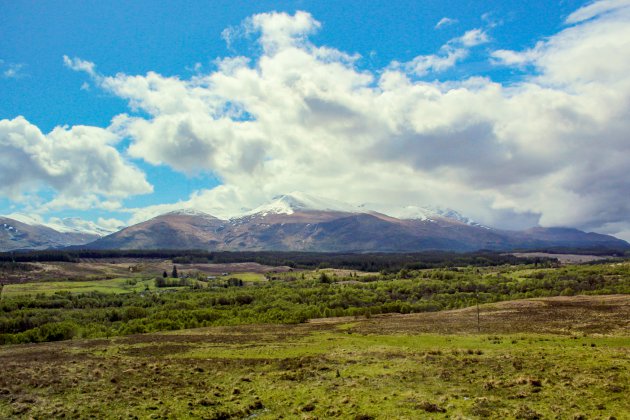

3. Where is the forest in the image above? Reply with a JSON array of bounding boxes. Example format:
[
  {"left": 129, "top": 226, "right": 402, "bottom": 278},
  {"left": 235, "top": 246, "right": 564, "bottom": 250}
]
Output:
[{"left": 0, "top": 249, "right": 568, "bottom": 271}]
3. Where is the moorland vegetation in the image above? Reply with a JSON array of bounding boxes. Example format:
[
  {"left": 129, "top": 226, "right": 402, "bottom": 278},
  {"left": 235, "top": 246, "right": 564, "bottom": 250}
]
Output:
[{"left": 1, "top": 258, "right": 628, "bottom": 344}]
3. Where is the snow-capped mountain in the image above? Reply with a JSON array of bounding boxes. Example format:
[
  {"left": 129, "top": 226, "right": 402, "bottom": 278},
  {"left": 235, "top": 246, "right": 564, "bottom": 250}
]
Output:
[
  {"left": 3, "top": 193, "right": 629, "bottom": 252},
  {"left": 358, "top": 203, "right": 484, "bottom": 227},
  {"left": 6, "top": 214, "right": 122, "bottom": 236},
  {"left": 46, "top": 218, "right": 123, "bottom": 236},
  {"left": 401, "top": 206, "right": 485, "bottom": 228},
  {"left": 165, "top": 209, "right": 216, "bottom": 219},
  {"left": 0, "top": 216, "right": 102, "bottom": 252},
  {"left": 243, "top": 192, "right": 361, "bottom": 217},
  {"left": 82, "top": 192, "right": 629, "bottom": 252}
]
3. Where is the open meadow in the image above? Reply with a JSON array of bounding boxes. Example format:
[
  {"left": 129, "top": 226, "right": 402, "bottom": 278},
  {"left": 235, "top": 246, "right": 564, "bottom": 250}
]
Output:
[
  {"left": 0, "top": 295, "right": 628, "bottom": 419},
  {"left": 0, "top": 257, "right": 628, "bottom": 418}
]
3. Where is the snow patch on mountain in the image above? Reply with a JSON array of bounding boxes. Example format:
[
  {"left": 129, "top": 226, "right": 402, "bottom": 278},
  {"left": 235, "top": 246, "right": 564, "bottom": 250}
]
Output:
[
  {"left": 360, "top": 204, "right": 434, "bottom": 221},
  {"left": 243, "top": 192, "right": 361, "bottom": 216},
  {"left": 3, "top": 213, "right": 42, "bottom": 227},
  {"left": 165, "top": 209, "right": 215, "bottom": 218},
  {"left": 418, "top": 206, "right": 482, "bottom": 226},
  {"left": 360, "top": 203, "right": 485, "bottom": 227},
  {"left": 47, "top": 217, "right": 124, "bottom": 236}
]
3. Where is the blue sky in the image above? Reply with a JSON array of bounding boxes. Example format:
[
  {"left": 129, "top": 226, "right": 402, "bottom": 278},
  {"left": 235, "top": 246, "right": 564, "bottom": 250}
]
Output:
[
  {"left": 2, "top": 0, "right": 630, "bottom": 240},
  {"left": 4, "top": 1, "right": 245, "bottom": 130},
  {"left": 2, "top": 1, "right": 586, "bottom": 131}
]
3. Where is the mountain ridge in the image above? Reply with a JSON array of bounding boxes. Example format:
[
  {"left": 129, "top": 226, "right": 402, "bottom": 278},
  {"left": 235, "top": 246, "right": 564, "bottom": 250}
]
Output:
[
  {"left": 3, "top": 193, "right": 629, "bottom": 253},
  {"left": 5, "top": 213, "right": 121, "bottom": 236}
]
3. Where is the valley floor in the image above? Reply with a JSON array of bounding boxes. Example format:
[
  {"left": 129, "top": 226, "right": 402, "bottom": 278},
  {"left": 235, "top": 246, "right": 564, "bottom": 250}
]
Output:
[{"left": 0, "top": 295, "right": 628, "bottom": 419}]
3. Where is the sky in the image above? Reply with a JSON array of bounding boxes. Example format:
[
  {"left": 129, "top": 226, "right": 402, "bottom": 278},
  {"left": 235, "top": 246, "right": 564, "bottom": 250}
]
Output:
[{"left": 2, "top": 0, "right": 630, "bottom": 240}]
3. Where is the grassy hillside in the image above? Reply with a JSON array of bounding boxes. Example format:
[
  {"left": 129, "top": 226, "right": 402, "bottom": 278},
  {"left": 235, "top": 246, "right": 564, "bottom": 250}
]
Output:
[{"left": 0, "top": 295, "right": 627, "bottom": 419}]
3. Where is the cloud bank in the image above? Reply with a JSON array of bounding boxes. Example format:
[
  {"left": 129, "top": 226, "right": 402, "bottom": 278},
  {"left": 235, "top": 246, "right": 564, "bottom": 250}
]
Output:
[
  {"left": 0, "top": 117, "right": 152, "bottom": 210},
  {"left": 2, "top": 1, "right": 630, "bottom": 240}
]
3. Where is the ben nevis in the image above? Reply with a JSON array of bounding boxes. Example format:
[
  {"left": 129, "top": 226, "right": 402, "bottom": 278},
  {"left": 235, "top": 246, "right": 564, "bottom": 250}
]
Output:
[{"left": 5, "top": 192, "right": 618, "bottom": 253}]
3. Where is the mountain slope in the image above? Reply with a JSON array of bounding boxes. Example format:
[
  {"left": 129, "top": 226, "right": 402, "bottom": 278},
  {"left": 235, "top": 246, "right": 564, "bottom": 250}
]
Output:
[
  {"left": 87, "top": 211, "right": 225, "bottom": 250},
  {"left": 503, "top": 227, "right": 630, "bottom": 250}
]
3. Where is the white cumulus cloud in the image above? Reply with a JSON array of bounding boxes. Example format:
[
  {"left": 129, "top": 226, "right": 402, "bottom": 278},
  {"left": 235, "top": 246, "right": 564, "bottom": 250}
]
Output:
[{"left": 63, "top": 55, "right": 97, "bottom": 77}]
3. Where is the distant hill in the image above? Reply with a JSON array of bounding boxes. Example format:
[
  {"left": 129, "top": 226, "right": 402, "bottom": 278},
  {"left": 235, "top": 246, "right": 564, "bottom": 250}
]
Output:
[
  {"left": 82, "top": 193, "right": 630, "bottom": 252},
  {"left": 0, "top": 217, "right": 99, "bottom": 252}
]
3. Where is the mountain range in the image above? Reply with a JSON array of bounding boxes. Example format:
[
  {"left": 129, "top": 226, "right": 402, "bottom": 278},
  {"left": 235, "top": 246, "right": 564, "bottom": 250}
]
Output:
[{"left": 2, "top": 192, "right": 628, "bottom": 253}]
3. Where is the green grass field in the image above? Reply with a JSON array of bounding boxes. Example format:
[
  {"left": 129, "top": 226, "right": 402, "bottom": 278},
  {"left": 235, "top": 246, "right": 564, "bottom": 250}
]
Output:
[
  {"left": 0, "top": 272, "right": 269, "bottom": 300},
  {"left": 216, "top": 272, "right": 267, "bottom": 283},
  {"left": 0, "top": 277, "right": 158, "bottom": 298},
  {"left": 0, "top": 295, "right": 628, "bottom": 419}
]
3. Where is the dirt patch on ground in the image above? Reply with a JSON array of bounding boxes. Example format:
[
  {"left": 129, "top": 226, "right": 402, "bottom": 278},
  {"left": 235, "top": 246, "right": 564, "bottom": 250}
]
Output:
[
  {"left": 121, "top": 344, "right": 194, "bottom": 357},
  {"left": 65, "top": 338, "right": 113, "bottom": 349},
  {"left": 118, "top": 322, "right": 332, "bottom": 346},
  {"left": 0, "top": 344, "right": 93, "bottom": 363},
  {"left": 343, "top": 294, "right": 630, "bottom": 336}
]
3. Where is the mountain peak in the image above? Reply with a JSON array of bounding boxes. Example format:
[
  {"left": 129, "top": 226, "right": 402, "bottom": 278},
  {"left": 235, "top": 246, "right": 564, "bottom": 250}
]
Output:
[
  {"left": 245, "top": 192, "right": 360, "bottom": 216},
  {"left": 164, "top": 209, "right": 215, "bottom": 218}
]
